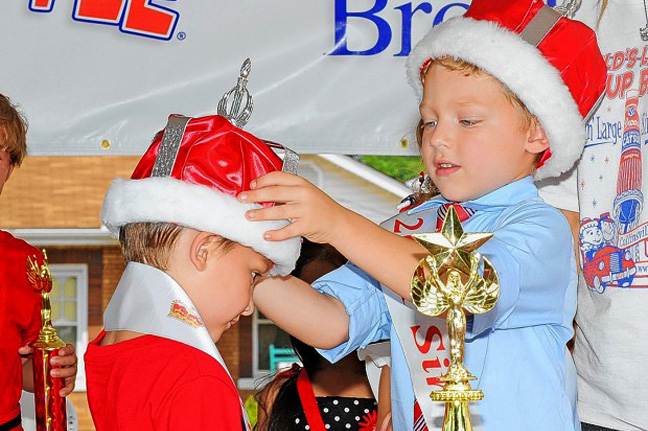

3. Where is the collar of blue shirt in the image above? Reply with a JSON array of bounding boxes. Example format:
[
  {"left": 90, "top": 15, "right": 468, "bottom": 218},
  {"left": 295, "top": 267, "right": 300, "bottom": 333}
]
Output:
[{"left": 409, "top": 176, "right": 538, "bottom": 215}]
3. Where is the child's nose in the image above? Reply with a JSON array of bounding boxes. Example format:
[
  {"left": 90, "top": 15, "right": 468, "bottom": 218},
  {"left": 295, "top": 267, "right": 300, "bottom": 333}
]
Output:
[{"left": 429, "top": 123, "right": 452, "bottom": 149}]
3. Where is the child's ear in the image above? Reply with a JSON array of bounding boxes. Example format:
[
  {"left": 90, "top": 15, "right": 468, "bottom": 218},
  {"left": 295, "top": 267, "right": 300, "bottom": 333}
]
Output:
[
  {"left": 525, "top": 118, "right": 550, "bottom": 155},
  {"left": 189, "top": 232, "right": 216, "bottom": 271}
]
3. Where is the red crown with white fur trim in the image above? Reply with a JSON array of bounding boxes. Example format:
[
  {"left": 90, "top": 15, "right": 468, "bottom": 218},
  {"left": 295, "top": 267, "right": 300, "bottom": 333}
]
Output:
[
  {"left": 101, "top": 114, "right": 301, "bottom": 276},
  {"left": 406, "top": 0, "right": 607, "bottom": 180}
]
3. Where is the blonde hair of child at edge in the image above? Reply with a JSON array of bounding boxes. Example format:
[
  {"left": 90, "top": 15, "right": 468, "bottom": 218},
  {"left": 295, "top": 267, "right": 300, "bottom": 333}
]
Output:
[{"left": 0, "top": 94, "right": 28, "bottom": 166}]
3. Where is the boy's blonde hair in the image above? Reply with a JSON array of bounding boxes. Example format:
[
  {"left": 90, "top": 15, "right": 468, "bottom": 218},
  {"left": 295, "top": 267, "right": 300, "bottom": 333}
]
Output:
[
  {"left": 416, "top": 56, "right": 535, "bottom": 146},
  {"left": 119, "top": 222, "right": 235, "bottom": 271},
  {"left": 0, "top": 94, "right": 28, "bottom": 166}
]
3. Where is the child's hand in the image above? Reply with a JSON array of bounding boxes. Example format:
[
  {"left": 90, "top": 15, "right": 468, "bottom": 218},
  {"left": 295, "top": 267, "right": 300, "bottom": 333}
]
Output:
[
  {"left": 19, "top": 343, "right": 78, "bottom": 396},
  {"left": 238, "top": 171, "right": 349, "bottom": 244}
]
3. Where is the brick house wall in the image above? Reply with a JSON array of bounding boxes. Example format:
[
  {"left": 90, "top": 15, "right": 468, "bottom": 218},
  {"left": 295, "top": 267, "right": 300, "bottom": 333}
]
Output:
[{"left": 0, "top": 156, "right": 140, "bottom": 228}]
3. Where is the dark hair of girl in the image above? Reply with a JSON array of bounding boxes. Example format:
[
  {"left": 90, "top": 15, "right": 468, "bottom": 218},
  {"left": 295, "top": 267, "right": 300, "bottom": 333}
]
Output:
[
  {"left": 255, "top": 240, "right": 347, "bottom": 430},
  {"left": 258, "top": 336, "right": 326, "bottom": 431}
]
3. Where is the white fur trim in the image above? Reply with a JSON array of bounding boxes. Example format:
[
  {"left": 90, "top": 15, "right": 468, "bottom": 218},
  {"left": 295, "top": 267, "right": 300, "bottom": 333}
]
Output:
[
  {"left": 406, "top": 17, "right": 585, "bottom": 180},
  {"left": 101, "top": 177, "right": 301, "bottom": 276}
]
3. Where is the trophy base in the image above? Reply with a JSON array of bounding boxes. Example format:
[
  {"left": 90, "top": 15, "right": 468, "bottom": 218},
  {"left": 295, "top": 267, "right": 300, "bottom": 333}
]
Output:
[
  {"left": 431, "top": 379, "right": 482, "bottom": 431},
  {"left": 31, "top": 341, "right": 66, "bottom": 350},
  {"left": 432, "top": 375, "right": 484, "bottom": 402},
  {"left": 431, "top": 389, "right": 484, "bottom": 402},
  {"left": 32, "top": 326, "right": 66, "bottom": 350}
]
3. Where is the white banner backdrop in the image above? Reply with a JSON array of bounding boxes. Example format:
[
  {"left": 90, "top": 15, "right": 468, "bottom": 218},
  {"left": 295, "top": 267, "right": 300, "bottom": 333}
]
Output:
[{"left": 0, "top": 0, "right": 557, "bottom": 156}]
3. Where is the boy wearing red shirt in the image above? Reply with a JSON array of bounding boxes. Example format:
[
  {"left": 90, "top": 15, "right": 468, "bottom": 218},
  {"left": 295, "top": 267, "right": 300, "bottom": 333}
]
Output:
[
  {"left": 84, "top": 114, "right": 300, "bottom": 431},
  {"left": 0, "top": 93, "right": 77, "bottom": 431}
]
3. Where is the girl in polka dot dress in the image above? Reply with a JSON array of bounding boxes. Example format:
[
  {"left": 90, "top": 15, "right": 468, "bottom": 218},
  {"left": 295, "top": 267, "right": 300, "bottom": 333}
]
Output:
[
  {"left": 256, "top": 337, "right": 378, "bottom": 431},
  {"left": 255, "top": 242, "right": 379, "bottom": 431}
]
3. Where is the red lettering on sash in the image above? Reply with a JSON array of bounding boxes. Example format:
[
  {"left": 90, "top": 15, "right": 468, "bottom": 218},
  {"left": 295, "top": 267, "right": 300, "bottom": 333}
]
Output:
[
  {"left": 412, "top": 325, "right": 449, "bottom": 388},
  {"left": 422, "top": 360, "right": 444, "bottom": 387},
  {"left": 410, "top": 324, "right": 445, "bottom": 353},
  {"left": 394, "top": 217, "right": 424, "bottom": 234}
]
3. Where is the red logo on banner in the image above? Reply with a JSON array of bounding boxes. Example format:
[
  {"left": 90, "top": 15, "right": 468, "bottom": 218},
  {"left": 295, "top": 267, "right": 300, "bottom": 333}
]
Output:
[
  {"left": 28, "top": 0, "right": 181, "bottom": 41},
  {"left": 29, "top": 0, "right": 55, "bottom": 12},
  {"left": 74, "top": 0, "right": 125, "bottom": 24}
]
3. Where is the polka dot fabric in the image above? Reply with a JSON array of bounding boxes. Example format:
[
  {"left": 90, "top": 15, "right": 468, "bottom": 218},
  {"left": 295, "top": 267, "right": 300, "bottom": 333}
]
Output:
[{"left": 292, "top": 397, "right": 377, "bottom": 431}]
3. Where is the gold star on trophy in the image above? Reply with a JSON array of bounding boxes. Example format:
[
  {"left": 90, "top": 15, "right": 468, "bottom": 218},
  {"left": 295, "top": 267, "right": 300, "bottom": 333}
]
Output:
[
  {"left": 413, "top": 207, "right": 492, "bottom": 276},
  {"left": 410, "top": 206, "right": 500, "bottom": 431}
]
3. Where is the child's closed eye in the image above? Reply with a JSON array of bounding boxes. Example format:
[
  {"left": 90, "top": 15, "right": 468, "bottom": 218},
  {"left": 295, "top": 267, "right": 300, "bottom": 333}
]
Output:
[
  {"left": 252, "top": 268, "right": 271, "bottom": 284},
  {"left": 459, "top": 118, "right": 480, "bottom": 127}
]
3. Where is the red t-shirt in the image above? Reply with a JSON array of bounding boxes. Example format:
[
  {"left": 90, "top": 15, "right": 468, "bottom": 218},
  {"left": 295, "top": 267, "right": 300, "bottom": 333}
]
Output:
[
  {"left": 85, "top": 331, "right": 244, "bottom": 431},
  {"left": 0, "top": 231, "right": 43, "bottom": 430}
]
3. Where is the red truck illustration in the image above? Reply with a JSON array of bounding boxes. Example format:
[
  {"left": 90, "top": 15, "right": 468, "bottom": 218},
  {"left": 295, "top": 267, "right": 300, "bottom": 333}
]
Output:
[{"left": 583, "top": 245, "right": 636, "bottom": 293}]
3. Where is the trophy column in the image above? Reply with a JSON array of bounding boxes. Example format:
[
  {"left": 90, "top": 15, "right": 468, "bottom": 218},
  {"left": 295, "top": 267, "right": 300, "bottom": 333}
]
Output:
[{"left": 27, "top": 251, "right": 68, "bottom": 431}]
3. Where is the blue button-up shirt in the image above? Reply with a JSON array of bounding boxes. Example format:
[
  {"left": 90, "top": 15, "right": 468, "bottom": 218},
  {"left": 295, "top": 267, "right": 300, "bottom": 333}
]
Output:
[{"left": 313, "top": 177, "right": 579, "bottom": 431}]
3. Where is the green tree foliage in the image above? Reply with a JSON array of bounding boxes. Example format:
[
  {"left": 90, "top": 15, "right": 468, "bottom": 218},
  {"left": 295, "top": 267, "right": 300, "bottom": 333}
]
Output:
[{"left": 359, "top": 155, "right": 424, "bottom": 183}]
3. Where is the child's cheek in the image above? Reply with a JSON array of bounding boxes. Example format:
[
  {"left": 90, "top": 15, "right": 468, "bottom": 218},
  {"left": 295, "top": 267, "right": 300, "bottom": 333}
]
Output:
[{"left": 421, "top": 147, "right": 435, "bottom": 171}]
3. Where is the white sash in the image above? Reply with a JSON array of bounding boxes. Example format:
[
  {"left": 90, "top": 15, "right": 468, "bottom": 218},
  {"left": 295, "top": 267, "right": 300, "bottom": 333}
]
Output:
[
  {"left": 380, "top": 205, "right": 482, "bottom": 430},
  {"left": 104, "top": 262, "right": 251, "bottom": 431}
]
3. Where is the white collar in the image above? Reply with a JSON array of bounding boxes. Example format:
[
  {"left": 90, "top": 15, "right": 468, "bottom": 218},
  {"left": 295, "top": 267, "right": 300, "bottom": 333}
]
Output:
[{"left": 104, "top": 261, "right": 228, "bottom": 374}]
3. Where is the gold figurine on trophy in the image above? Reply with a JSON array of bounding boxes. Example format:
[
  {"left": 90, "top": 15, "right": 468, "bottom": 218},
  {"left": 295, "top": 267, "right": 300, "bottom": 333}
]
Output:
[
  {"left": 27, "top": 250, "right": 68, "bottom": 431},
  {"left": 410, "top": 206, "right": 500, "bottom": 431}
]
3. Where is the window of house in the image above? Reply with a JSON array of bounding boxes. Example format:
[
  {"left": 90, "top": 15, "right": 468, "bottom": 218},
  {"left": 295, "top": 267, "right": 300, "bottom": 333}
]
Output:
[
  {"left": 253, "top": 310, "right": 296, "bottom": 376},
  {"left": 49, "top": 264, "right": 88, "bottom": 391}
]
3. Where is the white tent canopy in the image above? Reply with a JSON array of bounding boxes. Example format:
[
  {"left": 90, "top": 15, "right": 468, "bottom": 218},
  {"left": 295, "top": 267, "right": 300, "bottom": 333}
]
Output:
[{"left": 2, "top": 0, "right": 558, "bottom": 157}]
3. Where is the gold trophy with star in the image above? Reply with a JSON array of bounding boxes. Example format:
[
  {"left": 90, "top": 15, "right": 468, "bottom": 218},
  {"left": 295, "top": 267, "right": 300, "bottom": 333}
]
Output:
[{"left": 410, "top": 206, "right": 500, "bottom": 431}]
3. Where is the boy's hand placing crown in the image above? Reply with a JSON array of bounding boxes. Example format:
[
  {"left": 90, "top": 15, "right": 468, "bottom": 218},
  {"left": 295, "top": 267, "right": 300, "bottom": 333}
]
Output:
[
  {"left": 238, "top": 171, "right": 350, "bottom": 244},
  {"left": 240, "top": 171, "right": 428, "bottom": 300}
]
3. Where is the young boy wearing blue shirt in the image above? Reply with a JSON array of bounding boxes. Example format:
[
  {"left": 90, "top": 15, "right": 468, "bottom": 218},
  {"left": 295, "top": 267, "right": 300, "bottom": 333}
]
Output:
[{"left": 242, "top": 0, "right": 606, "bottom": 430}]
